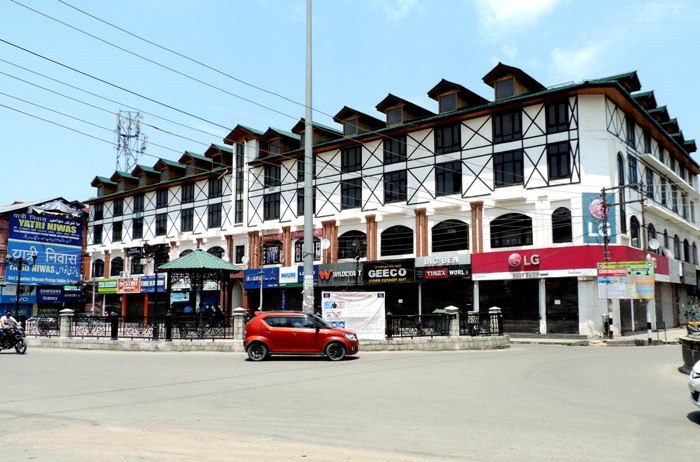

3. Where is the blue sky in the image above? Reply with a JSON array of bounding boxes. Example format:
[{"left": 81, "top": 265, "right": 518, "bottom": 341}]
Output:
[{"left": 1, "top": 0, "right": 699, "bottom": 206}]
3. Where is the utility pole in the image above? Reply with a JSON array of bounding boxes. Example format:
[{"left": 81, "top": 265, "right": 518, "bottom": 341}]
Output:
[
  {"left": 602, "top": 187, "right": 613, "bottom": 339},
  {"left": 302, "top": 0, "right": 315, "bottom": 314},
  {"left": 259, "top": 230, "right": 264, "bottom": 311}
]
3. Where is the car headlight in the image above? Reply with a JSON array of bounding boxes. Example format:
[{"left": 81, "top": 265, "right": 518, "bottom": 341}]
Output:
[{"left": 344, "top": 333, "right": 357, "bottom": 341}]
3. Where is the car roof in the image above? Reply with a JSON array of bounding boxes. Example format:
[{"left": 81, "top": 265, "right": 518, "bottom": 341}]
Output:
[{"left": 255, "top": 311, "right": 307, "bottom": 316}]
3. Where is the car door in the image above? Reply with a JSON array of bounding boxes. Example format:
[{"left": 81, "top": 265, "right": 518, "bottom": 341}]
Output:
[
  {"left": 289, "top": 315, "right": 322, "bottom": 353},
  {"left": 262, "top": 315, "right": 296, "bottom": 353}
]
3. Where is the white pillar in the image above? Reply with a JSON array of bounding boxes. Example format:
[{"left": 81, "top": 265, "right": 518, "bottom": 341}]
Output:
[{"left": 539, "top": 278, "right": 547, "bottom": 334}]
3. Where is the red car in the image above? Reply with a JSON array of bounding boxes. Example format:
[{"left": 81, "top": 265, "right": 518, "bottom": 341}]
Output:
[{"left": 244, "top": 311, "right": 359, "bottom": 361}]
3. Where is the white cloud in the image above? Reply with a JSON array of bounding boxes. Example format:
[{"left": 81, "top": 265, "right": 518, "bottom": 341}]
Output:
[
  {"left": 631, "top": 1, "right": 685, "bottom": 23},
  {"left": 502, "top": 40, "right": 518, "bottom": 60},
  {"left": 370, "top": 0, "right": 420, "bottom": 22},
  {"left": 475, "top": 0, "right": 561, "bottom": 37},
  {"left": 550, "top": 42, "right": 607, "bottom": 81}
]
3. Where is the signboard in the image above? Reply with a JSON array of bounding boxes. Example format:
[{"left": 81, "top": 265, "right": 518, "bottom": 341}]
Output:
[
  {"left": 317, "top": 263, "right": 360, "bottom": 286},
  {"left": 243, "top": 267, "right": 279, "bottom": 289},
  {"left": 118, "top": 277, "right": 141, "bottom": 294},
  {"left": 37, "top": 286, "right": 64, "bottom": 304},
  {"left": 140, "top": 275, "right": 167, "bottom": 293},
  {"left": 97, "top": 278, "right": 118, "bottom": 294},
  {"left": 363, "top": 260, "right": 414, "bottom": 284},
  {"left": 170, "top": 292, "right": 190, "bottom": 302},
  {"left": 6, "top": 212, "right": 83, "bottom": 285},
  {"left": 597, "top": 261, "right": 655, "bottom": 300},
  {"left": 415, "top": 254, "right": 470, "bottom": 267},
  {"left": 415, "top": 264, "right": 471, "bottom": 280},
  {"left": 321, "top": 291, "right": 385, "bottom": 340},
  {"left": 63, "top": 286, "right": 84, "bottom": 303},
  {"left": 279, "top": 267, "right": 300, "bottom": 285},
  {"left": 583, "top": 192, "right": 616, "bottom": 244},
  {"left": 0, "top": 284, "right": 37, "bottom": 306}
]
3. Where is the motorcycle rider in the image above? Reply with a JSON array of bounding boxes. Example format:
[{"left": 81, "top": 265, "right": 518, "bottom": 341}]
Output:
[{"left": 0, "top": 310, "right": 20, "bottom": 345}]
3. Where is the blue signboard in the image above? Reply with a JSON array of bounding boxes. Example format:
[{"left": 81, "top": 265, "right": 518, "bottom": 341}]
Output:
[
  {"left": 63, "top": 287, "right": 84, "bottom": 303},
  {"left": 37, "top": 286, "right": 64, "bottom": 304},
  {"left": 297, "top": 265, "right": 318, "bottom": 282},
  {"left": 6, "top": 212, "right": 83, "bottom": 285},
  {"left": 244, "top": 267, "right": 279, "bottom": 289},
  {"left": 140, "top": 275, "right": 167, "bottom": 293},
  {"left": 582, "top": 192, "right": 617, "bottom": 244},
  {"left": 0, "top": 284, "right": 37, "bottom": 306}
]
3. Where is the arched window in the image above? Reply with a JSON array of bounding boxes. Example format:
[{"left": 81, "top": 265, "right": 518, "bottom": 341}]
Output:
[
  {"left": 207, "top": 246, "right": 225, "bottom": 259},
  {"left": 432, "top": 220, "right": 469, "bottom": 252},
  {"left": 92, "top": 259, "right": 104, "bottom": 278},
  {"left": 674, "top": 235, "right": 681, "bottom": 260},
  {"left": 551, "top": 207, "right": 572, "bottom": 243},
  {"left": 263, "top": 240, "right": 282, "bottom": 264},
  {"left": 618, "top": 153, "right": 627, "bottom": 234},
  {"left": 294, "top": 238, "right": 321, "bottom": 262},
  {"left": 683, "top": 239, "right": 691, "bottom": 263},
  {"left": 110, "top": 257, "right": 123, "bottom": 276},
  {"left": 630, "top": 216, "right": 640, "bottom": 248},
  {"left": 647, "top": 223, "right": 657, "bottom": 252},
  {"left": 338, "top": 231, "right": 367, "bottom": 259},
  {"left": 664, "top": 229, "right": 669, "bottom": 251},
  {"left": 693, "top": 242, "right": 698, "bottom": 265},
  {"left": 180, "top": 249, "right": 194, "bottom": 258},
  {"left": 381, "top": 225, "right": 413, "bottom": 256},
  {"left": 490, "top": 213, "right": 533, "bottom": 248}
]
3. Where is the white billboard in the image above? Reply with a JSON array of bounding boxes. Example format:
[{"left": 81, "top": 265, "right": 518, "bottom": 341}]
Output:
[{"left": 321, "top": 291, "right": 385, "bottom": 340}]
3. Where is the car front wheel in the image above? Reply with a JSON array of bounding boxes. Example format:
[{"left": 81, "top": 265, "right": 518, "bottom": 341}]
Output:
[
  {"left": 325, "top": 342, "right": 346, "bottom": 361},
  {"left": 247, "top": 342, "right": 269, "bottom": 361}
]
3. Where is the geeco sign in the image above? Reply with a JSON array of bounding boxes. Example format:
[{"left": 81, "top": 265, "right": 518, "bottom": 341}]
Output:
[{"left": 363, "top": 260, "right": 414, "bottom": 284}]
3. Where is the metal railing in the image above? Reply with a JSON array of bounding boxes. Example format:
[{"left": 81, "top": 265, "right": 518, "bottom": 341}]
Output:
[
  {"left": 458, "top": 311, "right": 503, "bottom": 337},
  {"left": 26, "top": 314, "right": 236, "bottom": 340},
  {"left": 386, "top": 314, "right": 451, "bottom": 338}
]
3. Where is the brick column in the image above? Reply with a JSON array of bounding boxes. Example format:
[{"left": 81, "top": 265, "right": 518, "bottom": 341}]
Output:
[
  {"left": 196, "top": 237, "right": 204, "bottom": 250},
  {"left": 248, "top": 231, "right": 260, "bottom": 268},
  {"left": 169, "top": 241, "right": 178, "bottom": 260},
  {"left": 414, "top": 208, "right": 428, "bottom": 257},
  {"left": 225, "top": 235, "right": 233, "bottom": 263},
  {"left": 321, "top": 220, "right": 337, "bottom": 263},
  {"left": 366, "top": 215, "right": 377, "bottom": 260},
  {"left": 282, "top": 226, "right": 292, "bottom": 266},
  {"left": 104, "top": 250, "right": 111, "bottom": 277},
  {"left": 470, "top": 201, "right": 484, "bottom": 253}
]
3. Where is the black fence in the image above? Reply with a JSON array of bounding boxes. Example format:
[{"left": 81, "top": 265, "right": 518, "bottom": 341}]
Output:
[
  {"left": 458, "top": 311, "right": 504, "bottom": 337},
  {"left": 25, "top": 314, "right": 236, "bottom": 340},
  {"left": 386, "top": 313, "right": 451, "bottom": 338}
]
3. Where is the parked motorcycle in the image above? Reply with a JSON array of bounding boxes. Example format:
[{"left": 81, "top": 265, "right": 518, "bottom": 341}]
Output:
[{"left": 0, "top": 327, "right": 27, "bottom": 354}]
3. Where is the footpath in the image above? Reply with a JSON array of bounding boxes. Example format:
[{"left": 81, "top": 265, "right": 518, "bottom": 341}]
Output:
[{"left": 22, "top": 327, "right": 687, "bottom": 353}]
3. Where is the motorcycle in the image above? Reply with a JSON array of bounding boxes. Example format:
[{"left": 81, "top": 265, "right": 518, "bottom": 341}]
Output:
[{"left": 0, "top": 327, "right": 27, "bottom": 354}]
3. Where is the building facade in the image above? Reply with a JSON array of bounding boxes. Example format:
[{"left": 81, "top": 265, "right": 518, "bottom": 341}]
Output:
[{"left": 86, "top": 63, "right": 699, "bottom": 337}]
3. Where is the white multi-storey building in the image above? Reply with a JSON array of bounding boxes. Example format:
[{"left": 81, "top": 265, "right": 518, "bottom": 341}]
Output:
[{"left": 86, "top": 63, "right": 698, "bottom": 337}]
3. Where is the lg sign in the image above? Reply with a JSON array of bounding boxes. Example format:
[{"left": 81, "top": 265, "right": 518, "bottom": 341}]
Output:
[{"left": 508, "top": 253, "right": 539, "bottom": 268}]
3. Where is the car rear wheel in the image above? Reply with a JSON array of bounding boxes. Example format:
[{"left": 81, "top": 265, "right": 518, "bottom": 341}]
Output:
[
  {"left": 247, "top": 342, "right": 269, "bottom": 361},
  {"left": 325, "top": 342, "right": 346, "bottom": 361}
]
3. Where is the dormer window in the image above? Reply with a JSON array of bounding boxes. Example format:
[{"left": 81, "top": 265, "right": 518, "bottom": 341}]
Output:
[
  {"left": 139, "top": 176, "right": 147, "bottom": 187},
  {"left": 387, "top": 107, "right": 402, "bottom": 126},
  {"left": 269, "top": 140, "right": 280, "bottom": 156},
  {"left": 186, "top": 164, "right": 196, "bottom": 175},
  {"left": 439, "top": 93, "right": 457, "bottom": 113},
  {"left": 344, "top": 118, "right": 358, "bottom": 136},
  {"left": 160, "top": 170, "right": 169, "bottom": 181},
  {"left": 495, "top": 78, "right": 515, "bottom": 100}
]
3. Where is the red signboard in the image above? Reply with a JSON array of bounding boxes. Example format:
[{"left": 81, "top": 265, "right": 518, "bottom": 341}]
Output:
[
  {"left": 472, "top": 245, "right": 669, "bottom": 275},
  {"left": 424, "top": 268, "right": 449, "bottom": 279},
  {"left": 118, "top": 277, "right": 141, "bottom": 294}
]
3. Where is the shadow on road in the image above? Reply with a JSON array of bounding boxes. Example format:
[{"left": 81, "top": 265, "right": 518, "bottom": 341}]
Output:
[
  {"left": 686, "top": 411, "right": 700, "bottom": 425},
  {"left": 245, "top": 355, "right": 360, "bottom": 362}
]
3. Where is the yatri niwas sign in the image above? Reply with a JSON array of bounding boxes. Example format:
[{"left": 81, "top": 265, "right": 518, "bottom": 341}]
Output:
[{"left": 6, "top": 212, "right": 83, "bottom": 285}]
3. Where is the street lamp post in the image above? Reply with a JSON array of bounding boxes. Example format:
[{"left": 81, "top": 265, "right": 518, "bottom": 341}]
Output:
[
  {"left": 352, "top": 240, "right": 366, "bottom": 287},
  {"left": 6, "top": 252, "right": 38, "bottom": 321}
]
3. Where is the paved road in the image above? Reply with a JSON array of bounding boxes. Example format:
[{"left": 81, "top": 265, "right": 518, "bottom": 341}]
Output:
[{"left": 1, "top": 345, "right": 698, "bottom": 461}]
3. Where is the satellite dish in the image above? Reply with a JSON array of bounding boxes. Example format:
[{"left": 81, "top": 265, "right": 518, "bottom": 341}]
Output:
[
  {"left": 648, "top": 238, "right": 660, "bottom": 250},
  {"left": 241, "top": 256, "right": 249, "bottom": 264},
  {"left": 321, "top": 239, "right": 331, "bottom": 250}
]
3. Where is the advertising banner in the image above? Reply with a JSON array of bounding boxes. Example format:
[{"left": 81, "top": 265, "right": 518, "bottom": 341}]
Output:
[
  {"left": 63, "top": 286, "right": 84, "bottom": 303},
  {"left": 279, "top": 267, "right": 299, "bottom": 285},
  {"left": 582, "top": 192, "right": 616, "bottom": 244},
  {"left": 0, "top": 284, "right": 37, "bottom": 306},
  {"left": 6, "top": 212, "right": 83, "bottom": 285},
  {"left": 597, "top": 261, "right": 655, "bottom": 300},
  {"left": 321, "top": 291, "right": 385, "bottom": 340}
]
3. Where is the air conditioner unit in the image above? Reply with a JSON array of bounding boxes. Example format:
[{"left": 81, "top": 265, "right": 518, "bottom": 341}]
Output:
[{"left": 119, "top": 271, "right": 130, "bottom": 278}]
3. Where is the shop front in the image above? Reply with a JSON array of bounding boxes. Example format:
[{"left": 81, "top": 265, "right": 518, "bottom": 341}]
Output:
[
  {"left": 362, "top": 259, "right": 417, "bottom": 316},
  {"left": 243, "top": 267, "right": 280, "bottom": 311},
  {"left": 415, "top": 254, "right": 472, "bottom": 314},
  {"left": 472, "top": 245, "right": 672, "bottom": 336}
]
